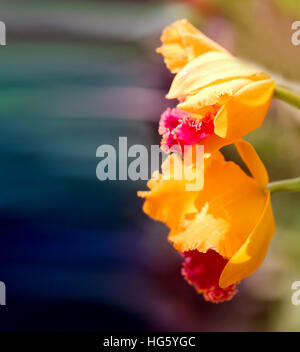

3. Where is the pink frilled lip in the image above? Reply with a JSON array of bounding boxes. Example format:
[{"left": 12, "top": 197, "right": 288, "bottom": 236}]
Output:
[
  {"left": 159, "top": 107, "right": 216, "bottom": 153},
  {"left": 181, "top": 249, "right": 238, "bottom": 303}
]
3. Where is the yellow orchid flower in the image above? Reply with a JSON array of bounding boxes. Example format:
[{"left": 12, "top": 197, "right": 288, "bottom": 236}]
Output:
[
  {"left": 138, "top": 140, "right": 275, "bottom": 303},
  {"left": 157, "top": 19, "right": 275, "bottom": 154}
]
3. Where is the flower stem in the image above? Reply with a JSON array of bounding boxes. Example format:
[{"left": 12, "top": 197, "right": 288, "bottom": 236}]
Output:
[
  {"left": 274, "top": 84, "right": 300, "bottom": 109},
  {"left": 267, "top": 177, "right": 300, "bottom": 194}
]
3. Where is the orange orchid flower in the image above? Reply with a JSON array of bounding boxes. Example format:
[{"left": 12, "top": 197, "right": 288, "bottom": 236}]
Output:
[
  {"left": 138, "top": 140, "right": 275, "bottom": 303},
  {"left": 157, "top": 19, "right": 275, "bottom": 154}
]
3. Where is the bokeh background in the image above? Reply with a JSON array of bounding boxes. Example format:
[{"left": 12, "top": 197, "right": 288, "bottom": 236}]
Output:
[{"left": 0, "top": 0, "right": 300, "bottom": 331}]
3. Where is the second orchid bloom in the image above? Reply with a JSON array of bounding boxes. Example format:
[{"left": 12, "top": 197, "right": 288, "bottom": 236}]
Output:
[{"left": 139, "top": 141, "right": 275, "bottom": 303}]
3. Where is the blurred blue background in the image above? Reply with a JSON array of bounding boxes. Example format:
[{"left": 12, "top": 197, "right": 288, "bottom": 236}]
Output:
[{"left": 0, "top": 0, "right": 300, "bottom": 331}]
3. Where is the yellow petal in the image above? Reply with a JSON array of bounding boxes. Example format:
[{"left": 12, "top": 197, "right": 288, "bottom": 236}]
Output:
[
  {"left": 168, "top": 157, "right": 268, "bottom": 258},
  {"left": 167, "top": 52, "right": 268, "bottom": 99},
  {"left": 180, "top": 31, "right": 229, "bottom": 57},
  {"left": 214, "top": 79, "right": 275, "bottom": 139},
  {"left": 159, "top": 19, "right": 199, "bottom": 44},
  {"left": 157, "top": 43, "right": 189, "bottom": 73},
  {"left": 138, "top": 154, "right": 199, "bottom": 230},
  {"left": 157, "top": 19, "right": 228, "bottom": 73},
  {"left": 178, "top": 78, "right": 253, "bottom": 116},
  {"left": 219, "top": 192, "right": 275, "bottom": 288},
  {"left": 235, "top": 139, "right": 269, "bottom": 188}
]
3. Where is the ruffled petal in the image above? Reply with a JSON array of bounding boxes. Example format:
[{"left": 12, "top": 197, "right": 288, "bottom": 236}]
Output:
[
  {"left": 138, "top": 154, "right": 200, "bottom": 230},
  {"left": 169, "top": 157, "right": 268, "bottom": 258},
  {"left": 156, "top": 19, "right": 228, "bottom": 73}
]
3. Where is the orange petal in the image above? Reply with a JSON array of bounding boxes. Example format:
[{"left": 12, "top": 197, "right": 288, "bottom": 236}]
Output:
[
  {"left": 214, "top": 79, "right": 275, "bottom": 140},
  {"left": 169, "top": 157, "right": 268, "bottom": 258},
  {"left": 235, "top": 139, "right": 269, "bottom": 188},
  {"left": 138, "top": 154, "right": 200, "bottom": 230},
  {"left": 198, "top": 133, "right": 231, "bottom": 155},
  {"left": 167, "top": 52, "right": 268, "bottom": 99},
  {"left": 157, "top": 19, "right": 228, "bottom": 74},
  {"left": 177, "top": 78, "right": 253, "bottom": 115},
  {"left": 219, "top": 192, "right": 275, "bottom": 288}
]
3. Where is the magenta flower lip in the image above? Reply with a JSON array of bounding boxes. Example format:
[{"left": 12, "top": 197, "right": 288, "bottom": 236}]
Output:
[{"left": 159, "top": 107, "right": 215, "bottom": 153}]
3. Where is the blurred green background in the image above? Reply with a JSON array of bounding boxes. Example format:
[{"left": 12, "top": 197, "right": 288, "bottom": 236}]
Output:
[{"left": 0, "top": 0, "right": 299, "bottom": 331}]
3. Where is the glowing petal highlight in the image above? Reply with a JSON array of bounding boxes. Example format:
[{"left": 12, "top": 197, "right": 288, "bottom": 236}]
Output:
[{"left": 219, "top": 192, "right": 275, "bottom": 288}]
